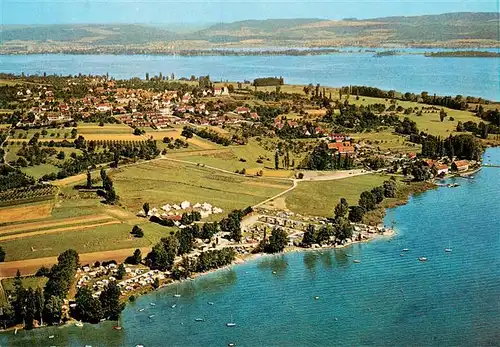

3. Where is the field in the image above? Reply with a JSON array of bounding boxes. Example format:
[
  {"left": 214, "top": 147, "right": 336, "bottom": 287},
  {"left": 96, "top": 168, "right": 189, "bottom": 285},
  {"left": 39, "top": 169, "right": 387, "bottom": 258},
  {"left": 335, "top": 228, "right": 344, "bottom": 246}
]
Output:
[
  {"left": 0, "top": 202, "right": 53, "bottom": 224},
  {"left": 112, "top": 159, "right": 293, "bottom": 215},
  {"left": 2, "top": 277, "right": 47, "bottom": 292},
  {"left": 285, "top": 174, "right": 390, "bottom": 217},
  {"left": 168, "top": 138, "right": 312, "bottom": 177},
  {"left": 349, "top": 96, "right": 480, "bottom": 137},
  {"left": 352, "top": 130, "right": 420, "bottom": 153}
]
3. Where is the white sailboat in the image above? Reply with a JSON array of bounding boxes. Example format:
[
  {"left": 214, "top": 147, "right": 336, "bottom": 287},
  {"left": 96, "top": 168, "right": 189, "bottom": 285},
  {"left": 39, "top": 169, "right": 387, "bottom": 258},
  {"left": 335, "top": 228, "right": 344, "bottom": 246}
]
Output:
[{"left": 226, "top": 315, "right": 236, "bottom": 327}]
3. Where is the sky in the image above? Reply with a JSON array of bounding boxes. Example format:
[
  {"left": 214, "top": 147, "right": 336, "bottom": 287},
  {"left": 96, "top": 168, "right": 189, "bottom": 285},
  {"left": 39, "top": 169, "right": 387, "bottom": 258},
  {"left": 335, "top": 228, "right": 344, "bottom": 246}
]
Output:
[{"left": 1, "top": 0, "right": 498, "bottom": 25}]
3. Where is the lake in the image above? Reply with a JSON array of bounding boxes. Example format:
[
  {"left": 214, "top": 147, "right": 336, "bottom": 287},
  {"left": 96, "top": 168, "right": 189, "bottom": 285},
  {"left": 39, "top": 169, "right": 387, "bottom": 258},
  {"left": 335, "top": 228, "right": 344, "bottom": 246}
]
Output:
[
  {"left": 4, "top": 147, "right": 500, "bottom": 346},
  {"left": 1, "top": 53, "right": 499, "bottom": 101}
]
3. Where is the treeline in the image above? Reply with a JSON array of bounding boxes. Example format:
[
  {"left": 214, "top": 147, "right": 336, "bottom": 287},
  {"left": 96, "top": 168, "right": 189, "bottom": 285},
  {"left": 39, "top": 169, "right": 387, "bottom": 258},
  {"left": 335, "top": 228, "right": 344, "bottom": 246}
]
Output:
[
  {"left": 146, "top": 207, "right": 250, "bottom": 271},
  {"left": 421, "top": 133, "right": 483, "bottom": 161},
  {"left": 40, "top": 138, "right": 159, "bottom": 181},
  {"left": 1, "top": 250, "right": 83, "bottom": 329},
  {"left": 324, "top": 103, "right": 400, "bottom": 132},
  {"left": 348, "top": 179, "right": 398, "bottom": 223},
  {"left": 342, "top": 85, "right": 480, "bottom": 110},
  {"left": 171, "top": 248, "right": 236, "bottom": 280},
  {"left": 253, "top": 77, "right": 284, "bottom": 87},
  {"left": 0, "top": 165, "right": 34, "bottom": 191},
  {"left": 182, "top": 126, "right": 231, "bottom": 146},
  {"left": 302, "top": 142, "right": 355, "bottom": 170}
]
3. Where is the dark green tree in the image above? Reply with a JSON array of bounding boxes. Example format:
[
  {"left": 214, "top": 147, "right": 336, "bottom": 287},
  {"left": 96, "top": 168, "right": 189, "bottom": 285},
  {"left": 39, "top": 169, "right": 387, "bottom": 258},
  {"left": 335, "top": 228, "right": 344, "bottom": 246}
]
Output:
[
  {"left": 371, "top": 186, "right": 385, "bottom": 204},
  {"left": 75, "top": 287, "right": 103, "bottom": 323},
  {"left": 301, "top": 224, "right": 316, "bottom": 247},
  {"left": 116, "top": 263, "right": 126, "bottom": 280},
  {"left": 348, "top": 206, "right": 365, "bottom": 223},
  {"left": 334, "top": 198, "right": 349, "bottom": 219},
  {"left": 359, "top": 191, "right": 376, "bottom": 211},
  {"left": 264, "top": 228, "right": 288, "bottom": 253},
  {"left": 99, "top": 282, "right": 125, "bottom": 321}
]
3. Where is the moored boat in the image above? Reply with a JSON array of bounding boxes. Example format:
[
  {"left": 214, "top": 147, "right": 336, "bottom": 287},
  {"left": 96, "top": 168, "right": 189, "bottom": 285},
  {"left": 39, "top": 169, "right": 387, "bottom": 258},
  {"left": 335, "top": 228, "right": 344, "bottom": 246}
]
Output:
[{"left": 419, "top": 257, "right": 428, "bottom": 262}]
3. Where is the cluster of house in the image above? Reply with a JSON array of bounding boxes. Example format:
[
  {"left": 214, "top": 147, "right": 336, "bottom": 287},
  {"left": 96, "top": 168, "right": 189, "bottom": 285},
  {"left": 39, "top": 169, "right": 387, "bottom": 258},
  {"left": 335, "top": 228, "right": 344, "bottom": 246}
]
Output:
[
  {"left": 327, "top": 133, "right": 355, "bottom": 155},
  {"left": 76, "top": 263, "right": 166, "bottom": 297},
  {"left": 137, "top": 201, "right": 223, "bottom": 221},
  {"left": 422, "top": 158, "right": 471, "bottom": 175},
  {"left": 116, "top": 112, "right": 187, "bottom": 129}
]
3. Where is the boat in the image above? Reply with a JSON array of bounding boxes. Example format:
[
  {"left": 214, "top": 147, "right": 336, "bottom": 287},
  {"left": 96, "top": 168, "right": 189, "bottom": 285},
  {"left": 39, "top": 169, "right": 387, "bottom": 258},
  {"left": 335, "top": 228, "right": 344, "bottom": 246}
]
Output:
[
  {"left": 272, "top": 271, "right": 277, "bottom": 274},
  {"left": 314, "top": 296, "right": 320, "bottom": 300},
  {"left": 419, "top": 257, "right": 428, "bottom": 262},
  {"left": 195, "top": 318, "right": 205, "bottom": 322},
  {"left": 353, "top": 259, "right": 361, "bottom": 263},
  {"left": 135, "top": 345, "right": 144, "bottom": 347},
  {"left": 148, "top": 315, "right": 155, "bottom": 319},
  {"left": 346, "top": 254, "right": 353, "bottom": 257},
  {"left": 138, "top": 308, "right": 145, "bottom": 312},
  {"left": 171, "top": 304, "right": 176, "bottom": 308},
  {"left": 75, "top": 321, "right": 83, "bottom": 327},
  {"left": 149, "top": 303, "right": 156, "bottom": 306},
  {"left": 445, "top": 248, "right": 452, "bottom": 252},
  {"left": 400, "top": 253, "right": 404, "bottom": 257},
  {"left": 49, "top": 335, "right": 55, "bottom": 339},
  {"left": 226, "top": 315, "right": 236, "bottom": 327},
  {"left": 208, "top": 302, "right": 214, "bottom": 305},
  {"left": 173, "top": 288, "right": 181, "bottom": 297},
  {"left": 228, "top": 344, "right": 236, "bottom": 346},
  {"left": 113, "top": 326, "right": 122, "bottom": 330},
  {"left": 402, "top": 248, "right": 409, "bottom": 252}
]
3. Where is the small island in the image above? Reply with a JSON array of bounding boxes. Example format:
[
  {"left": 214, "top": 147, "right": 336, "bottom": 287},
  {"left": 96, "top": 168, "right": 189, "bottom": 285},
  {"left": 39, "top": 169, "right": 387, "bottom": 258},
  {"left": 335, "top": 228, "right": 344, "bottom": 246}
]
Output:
[{"left": 425, "top": 51, "right": 500, "bottom": 58}]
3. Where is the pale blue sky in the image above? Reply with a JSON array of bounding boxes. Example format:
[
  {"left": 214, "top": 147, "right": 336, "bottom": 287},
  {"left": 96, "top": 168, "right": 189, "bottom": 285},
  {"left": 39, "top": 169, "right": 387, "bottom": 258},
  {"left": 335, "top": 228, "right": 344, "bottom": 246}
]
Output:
[{"left": 2, "top": 0, "right": 498, "bottom": 25}]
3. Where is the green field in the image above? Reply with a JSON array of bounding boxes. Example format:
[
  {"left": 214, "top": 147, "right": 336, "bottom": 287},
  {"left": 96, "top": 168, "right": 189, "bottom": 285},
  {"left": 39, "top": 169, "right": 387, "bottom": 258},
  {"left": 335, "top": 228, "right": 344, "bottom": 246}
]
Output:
[
  {"left": 349, "top": 96, "right": 480, "bottom": 137},
  {"left": 285, "top": 174, "right": 390, "bottom": 217},
  {"left": 20, "top": 163, "right": 59, "bottom": 178},
  {"left": 2, "top": 277, "right": 47, "bottom": 292},
  {"left": 112, "top": 159, "right": 293, "bottom": 215},
  {"left": 352, "top": 130, "right": 421, "bottom": 153}
]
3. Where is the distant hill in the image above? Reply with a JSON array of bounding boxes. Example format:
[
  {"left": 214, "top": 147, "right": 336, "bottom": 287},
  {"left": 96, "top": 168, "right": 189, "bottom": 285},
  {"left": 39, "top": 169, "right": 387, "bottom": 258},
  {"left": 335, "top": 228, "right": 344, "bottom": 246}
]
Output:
[
  {"left": 0, "top": 24, "right": 178, "bottom": 44},
  {"left": 1, "top": 12, "right": 498, "bottom": 52}
]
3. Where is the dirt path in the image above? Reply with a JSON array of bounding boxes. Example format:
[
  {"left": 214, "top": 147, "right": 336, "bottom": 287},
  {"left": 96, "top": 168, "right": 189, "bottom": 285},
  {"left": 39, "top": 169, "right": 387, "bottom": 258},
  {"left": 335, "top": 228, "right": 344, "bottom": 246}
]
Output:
[{"left": 0, "top": 247, "right": 152, "bottom": 277}]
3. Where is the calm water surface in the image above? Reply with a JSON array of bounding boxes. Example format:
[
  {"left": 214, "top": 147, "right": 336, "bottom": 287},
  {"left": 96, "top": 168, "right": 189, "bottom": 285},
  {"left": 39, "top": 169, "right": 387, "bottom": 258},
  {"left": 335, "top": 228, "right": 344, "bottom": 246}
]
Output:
[
  {"left": 1, "top": 53, "right": 499, "bottom": 100},
  {"left": 3, "top": 147, "right": 500, "bottom": 346}
]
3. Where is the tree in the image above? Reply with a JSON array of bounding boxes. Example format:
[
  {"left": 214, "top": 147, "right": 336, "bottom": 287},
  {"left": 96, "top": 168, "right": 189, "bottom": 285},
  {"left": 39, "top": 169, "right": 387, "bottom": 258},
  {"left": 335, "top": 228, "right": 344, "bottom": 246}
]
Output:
[
  {"left": 143, "top": 202, "right": 150, "bottom": 216},
  {"left": 301, "top": 224, "right": 316, "bottom": 247},
  {"left": 116, "top": 263, "right": 126, "bottom": 280},
  {"left": 456, "top": 121, "right": 465, "bottom": 132},
  {"left": 125, "top": 249, "right": 142, "bottom": 265},
  {"left": 57, "top": 151, "right": 65, "bottom": 160},
  {"left": 334, "top": 217, "right": 353, "bottom": 241},
  {"left": 99, "top": 282, "right": 124, "bottom": 321},
  {"left": 76, "top": 287, "right": 103, "bottom": 323},
  {"left": 348, "top": 206, "right": 365, "bottom": 223},
  {"left": 371, "top": 186, "right": 385, "bottom": 204},
  {"left": 264, "top": 228, "right": 288, "bottom": 253},
  {"left": 43, "top": 295, "right": 62, "bottom": 325},
  {"left": 177, "top": 228, "right": 194, "bottom": 255},
  {"left": 86, "top": 170, "right": 92, "bottom": 189},
  {"left": 316, "top": 225, "right": 333, "bottom": 245},
  {"left": 0, "top": 247, "right": 5, "bottom": 262},
  {"left": 274, "top": 151, "right": 279, "bottom": 170},
  {"left": 70, "top": 128, "right": 78, "bottom": 139},
  {"left": 383, "top": 180, "right": 397, "bottom": 198},
  {"left": 359, "top": 191, "right": 376, "bottom": 211},
  {"left": 181, "top": 128, "right": 193, "bottom": 139},
  {"left": 145, "top": 72, "right": 149, "bottom": 81},
  {"left": 439, "top": 109, "right": 447, "bottom": 122},
  {"left": 201, "top": 222, "right": 218, "bottom": 240},
  {"left": 334, "top": 198, "right": 349, "bottom": 219},
  {"left": 146, "top": 242, "right": 172, "bottom": 271},
  {"left": 105, "top": 187, "right": 117, "bottom": 204},
  {"left": 131, "top": 225, "right": 144, "bottom": 238}
]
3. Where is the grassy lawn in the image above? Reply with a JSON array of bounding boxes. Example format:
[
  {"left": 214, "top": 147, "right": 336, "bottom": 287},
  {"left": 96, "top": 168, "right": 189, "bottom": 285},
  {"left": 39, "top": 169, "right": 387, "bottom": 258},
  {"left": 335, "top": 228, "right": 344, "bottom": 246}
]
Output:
[
  {"left": 169, "top": 138, "right": 308, "bottom": 177},
  {"left": 285, "top": 174, "right": 390, "bottom": 217},
  {"left": 112, "top": 159, "right": 293, "bottom": 216},
  {"left": 349, "top": 95, "right": 480, "bottom": 137},
  {"left": 20, "top": 163, "right": 59, "bottom": 179},
  {"left": 2, "top": 277, "right": 48, "bottom": 292},
  {"left": 77, "top": 123, "right": 133, "bottom": 134},
  {"left": 0, "top": 221, "right": 163, "bottom": 261},
  {"left": 352, "top": 130, "right": 421, "bottom": 153}
]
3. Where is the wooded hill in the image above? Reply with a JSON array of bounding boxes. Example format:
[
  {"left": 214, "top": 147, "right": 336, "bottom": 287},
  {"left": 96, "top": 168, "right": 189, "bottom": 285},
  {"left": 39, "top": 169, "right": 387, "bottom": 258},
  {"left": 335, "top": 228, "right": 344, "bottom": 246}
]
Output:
[{"left": 1, "top": 12, "right": 498, "bottom": 50}]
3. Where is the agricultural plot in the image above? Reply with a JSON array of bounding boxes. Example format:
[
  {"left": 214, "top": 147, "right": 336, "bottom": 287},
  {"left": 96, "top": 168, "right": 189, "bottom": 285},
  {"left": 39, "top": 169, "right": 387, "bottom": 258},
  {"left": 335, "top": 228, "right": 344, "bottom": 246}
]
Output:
[
  {"left": 0, "top": 202, "right": 53, "bottom": 224},
  {"left": 112, "top": 159, "right": 293, "bottom": 216},
  {"left": 285, "top": 174, "right": 389, "bottom": 217},
  {"left": 0, "top": 185, "right": 57, "bottom": 207}
]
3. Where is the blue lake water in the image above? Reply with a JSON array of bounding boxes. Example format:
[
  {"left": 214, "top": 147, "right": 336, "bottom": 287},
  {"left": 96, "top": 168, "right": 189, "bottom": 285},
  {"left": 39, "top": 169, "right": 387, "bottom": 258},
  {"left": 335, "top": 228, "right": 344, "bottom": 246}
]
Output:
[
  {"left": 1, "top": 53, "right": 499, "bottom": 100},
  {"left": 4, "top": 147, "right": 500, "bottom": 346}
]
